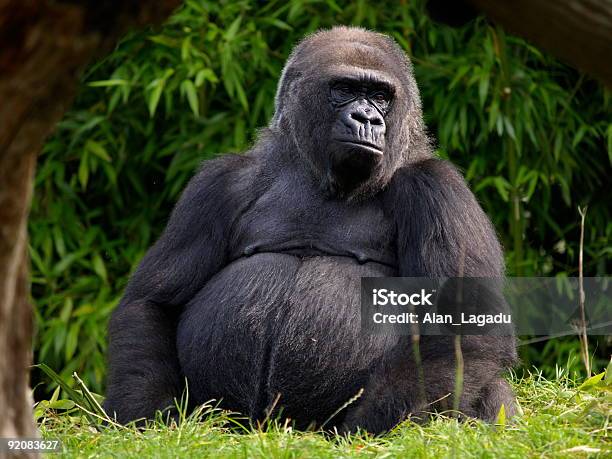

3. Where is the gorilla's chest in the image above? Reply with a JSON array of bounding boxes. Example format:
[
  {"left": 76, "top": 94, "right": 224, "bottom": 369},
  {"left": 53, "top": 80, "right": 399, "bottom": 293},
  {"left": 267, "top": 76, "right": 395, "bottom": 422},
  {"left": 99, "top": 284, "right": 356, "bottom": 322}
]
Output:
[{"left": 229, "top": 175, "right": 397, "bottom": 268}]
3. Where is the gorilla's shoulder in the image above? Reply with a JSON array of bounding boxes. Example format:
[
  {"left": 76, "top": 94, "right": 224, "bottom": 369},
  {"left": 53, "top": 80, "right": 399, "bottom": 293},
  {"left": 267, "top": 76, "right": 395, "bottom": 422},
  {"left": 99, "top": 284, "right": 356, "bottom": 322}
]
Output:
[
  {"left": 190, "top": 153, "right": 261, "bottom": 188},
  {"left": 194, "top": 153, "right": 256, "bottom": 180},
  {"left": 390, "top": 158, "right": 466, "bottom": 189},
  {"left": 386, "top": 158, "right": 482, "bottom": 214},
  {"left": 177, "top": 153, "right": 260, "bottom": 208}
]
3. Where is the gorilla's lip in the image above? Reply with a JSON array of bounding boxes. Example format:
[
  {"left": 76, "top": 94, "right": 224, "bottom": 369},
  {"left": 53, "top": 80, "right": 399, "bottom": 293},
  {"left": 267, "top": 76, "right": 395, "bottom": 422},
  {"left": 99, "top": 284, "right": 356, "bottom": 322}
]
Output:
[{"left": 335, "top": 139, "right": 384, "bottom": 155}]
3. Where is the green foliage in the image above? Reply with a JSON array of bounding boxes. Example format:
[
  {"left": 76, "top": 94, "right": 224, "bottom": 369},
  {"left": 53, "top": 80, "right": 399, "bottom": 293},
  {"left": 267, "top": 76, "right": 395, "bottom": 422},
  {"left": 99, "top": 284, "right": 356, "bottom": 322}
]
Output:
[{"left": 31, "top": 0, "right": 611, "bottom": 395}]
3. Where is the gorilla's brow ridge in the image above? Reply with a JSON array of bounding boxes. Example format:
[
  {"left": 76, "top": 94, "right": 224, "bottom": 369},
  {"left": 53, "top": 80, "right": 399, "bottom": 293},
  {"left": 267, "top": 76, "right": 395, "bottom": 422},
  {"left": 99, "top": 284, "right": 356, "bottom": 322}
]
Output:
[{"left": 326, "top": 65, "right": 398, "bottom": 89}]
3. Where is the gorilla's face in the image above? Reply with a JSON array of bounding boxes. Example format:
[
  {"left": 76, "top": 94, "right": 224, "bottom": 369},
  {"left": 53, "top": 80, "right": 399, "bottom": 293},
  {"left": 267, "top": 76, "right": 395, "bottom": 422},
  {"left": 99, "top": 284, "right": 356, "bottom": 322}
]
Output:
[
  {"left": 327, "top": 73, "right": 394, "bottom": 191},
  {"left": 272, "top": 27, "right": 428, "bottom": 198}
]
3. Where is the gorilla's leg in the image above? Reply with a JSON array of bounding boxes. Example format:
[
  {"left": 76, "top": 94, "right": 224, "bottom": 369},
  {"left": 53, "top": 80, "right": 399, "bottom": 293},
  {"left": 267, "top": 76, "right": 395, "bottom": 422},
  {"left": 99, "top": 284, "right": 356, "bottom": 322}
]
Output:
[
  {"left": 474, "top": 378, "right": 517, "bottom": 422},
  {"left": 340, "top": 352, "right": 515, "bottom": 434},
  {"left": 104, "top": 303, "right": 184, "bottom": 424}
]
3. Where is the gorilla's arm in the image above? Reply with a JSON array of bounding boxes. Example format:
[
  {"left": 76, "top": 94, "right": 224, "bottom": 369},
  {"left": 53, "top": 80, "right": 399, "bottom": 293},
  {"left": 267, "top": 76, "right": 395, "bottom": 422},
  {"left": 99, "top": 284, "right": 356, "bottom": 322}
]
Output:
[
  {"left": 390, "top": 157, "right": 516, "bottom": 359},
  {"left": 104, "top": 154, "right": 251, "bottom": 423},
  {"left": 343, "top": 159, "right": 517, "bottom": 433},
  {"left": 390, "top": 158, "right": 504, "bottom": 278}
]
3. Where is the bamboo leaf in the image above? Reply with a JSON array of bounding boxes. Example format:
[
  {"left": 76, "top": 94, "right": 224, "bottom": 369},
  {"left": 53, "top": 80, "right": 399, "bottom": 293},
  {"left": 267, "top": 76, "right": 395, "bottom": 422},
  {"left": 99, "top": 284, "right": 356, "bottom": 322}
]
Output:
[
  {"left": 65, "top": 322, "right": 80, "bottom": 360},
  {"left": 181, "top": 79, "right": 199, "bottom": 116},
  {"left": 478, "top": 74, "right": 490, "bottom": 107},
  {"left": 225, "top": 16, "right": 242, "bottom": 40},
  {"left": 85, "top": 140, "right": 111, "bottom": 162},
  {"left": 148, "top": 35, "right": 179, "bottom": 47},
  {"left": 577, "top": 371, "right": 605, "bottom": 391},
  {"left": 88, "top": 79, "right": 129, "bottom": 87},
  {"left": 78, "top": 152, "right": 89, "bottom": 189},
  {"left": 92, "top": 253, "right": 108, "bottom": 282},
  {"left": 147, "top": 82, "right": 164, "bottom": 117}
]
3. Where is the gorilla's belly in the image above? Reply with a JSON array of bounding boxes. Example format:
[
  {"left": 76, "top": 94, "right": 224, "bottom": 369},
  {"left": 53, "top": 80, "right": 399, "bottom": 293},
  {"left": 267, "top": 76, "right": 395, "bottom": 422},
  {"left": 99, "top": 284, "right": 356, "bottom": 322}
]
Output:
[{"left": 176, "top": 252, "right": 396, "bottom": 426}]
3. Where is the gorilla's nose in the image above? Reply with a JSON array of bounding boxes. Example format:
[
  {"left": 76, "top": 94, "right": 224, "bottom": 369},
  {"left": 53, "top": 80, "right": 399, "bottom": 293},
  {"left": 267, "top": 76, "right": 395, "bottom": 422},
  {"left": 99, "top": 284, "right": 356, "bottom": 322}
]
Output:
[{"left": 349, "top": 107, "right": 384, "bottom": 126}]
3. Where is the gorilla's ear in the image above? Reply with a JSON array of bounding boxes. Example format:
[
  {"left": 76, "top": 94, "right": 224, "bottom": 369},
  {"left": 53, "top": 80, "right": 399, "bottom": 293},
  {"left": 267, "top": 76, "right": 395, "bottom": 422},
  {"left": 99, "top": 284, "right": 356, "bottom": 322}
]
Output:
[{"left": 270, "top": 66, "right": 302, "bottom": 129}]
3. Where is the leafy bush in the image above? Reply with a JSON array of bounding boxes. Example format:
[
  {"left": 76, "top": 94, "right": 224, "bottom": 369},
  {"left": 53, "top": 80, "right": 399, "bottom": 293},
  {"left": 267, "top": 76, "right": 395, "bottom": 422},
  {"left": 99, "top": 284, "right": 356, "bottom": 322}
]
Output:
[{"left": 31, "top": 0, "right": 611, "bottom": 395}]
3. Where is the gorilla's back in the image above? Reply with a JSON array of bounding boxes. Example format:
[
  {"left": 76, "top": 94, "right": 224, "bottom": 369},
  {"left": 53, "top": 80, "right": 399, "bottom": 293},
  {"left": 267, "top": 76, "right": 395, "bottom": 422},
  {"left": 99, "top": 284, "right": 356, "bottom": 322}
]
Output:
[{"left": 177, "top": 251, "right": 397, "bottom": 428}]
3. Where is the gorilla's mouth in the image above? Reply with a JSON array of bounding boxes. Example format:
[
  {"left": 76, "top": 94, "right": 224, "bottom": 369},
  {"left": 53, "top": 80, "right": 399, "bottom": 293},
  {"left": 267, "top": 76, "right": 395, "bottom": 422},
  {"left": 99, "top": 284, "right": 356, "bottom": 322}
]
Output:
[
  {"left": 329, "top": 138, "right": 384, "bottom": 193},
  {"left": 335, "top": 139, "right": 384, "bottom": 156}
]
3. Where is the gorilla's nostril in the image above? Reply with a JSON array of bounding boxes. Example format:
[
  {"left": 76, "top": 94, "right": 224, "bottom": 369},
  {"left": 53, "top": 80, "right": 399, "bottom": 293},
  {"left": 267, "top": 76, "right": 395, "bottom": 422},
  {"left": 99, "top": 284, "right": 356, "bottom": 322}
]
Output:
[
  {"left": 349, "top": 110, "right": 384, "bottom": 127},
  {"left": 350, "top": 112, "right": 368, "bottom": 124}
]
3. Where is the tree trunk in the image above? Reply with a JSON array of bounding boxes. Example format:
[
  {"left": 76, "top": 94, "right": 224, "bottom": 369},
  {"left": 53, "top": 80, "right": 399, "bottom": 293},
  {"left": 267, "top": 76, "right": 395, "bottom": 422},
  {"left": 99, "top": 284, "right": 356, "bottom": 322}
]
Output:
[
  {"left": 0, "top": 1, "right": 180, "bottom": 455},
  {"left": 470, "top": 0, "right": 612, "bottom": 87},
  {"left": 427, "top": 0, "right": 612, "bottom": 88}
]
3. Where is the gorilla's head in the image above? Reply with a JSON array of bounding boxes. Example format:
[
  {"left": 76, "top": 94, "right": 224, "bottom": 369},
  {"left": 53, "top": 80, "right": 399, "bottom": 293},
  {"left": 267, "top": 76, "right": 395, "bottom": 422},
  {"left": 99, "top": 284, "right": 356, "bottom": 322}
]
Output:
[{"left": 271, "top": 26, "right": 431, "bottom": 198}]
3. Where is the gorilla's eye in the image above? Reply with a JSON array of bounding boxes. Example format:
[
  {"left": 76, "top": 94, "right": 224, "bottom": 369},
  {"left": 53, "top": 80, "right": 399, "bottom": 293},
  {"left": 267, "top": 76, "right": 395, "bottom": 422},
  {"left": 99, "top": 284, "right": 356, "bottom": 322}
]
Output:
[
  {"left": 369, "top": 91, "right": 391, "bottom": 110},
  {"left": 331, "top": 83, "right": 357, "bottom": 104}
]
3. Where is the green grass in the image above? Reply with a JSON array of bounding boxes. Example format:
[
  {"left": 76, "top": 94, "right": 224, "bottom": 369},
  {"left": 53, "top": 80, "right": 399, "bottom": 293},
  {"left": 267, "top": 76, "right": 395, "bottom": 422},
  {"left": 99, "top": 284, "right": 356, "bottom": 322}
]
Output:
[{"left": 37, "top": 371, "right": 611, "bottom": 458}]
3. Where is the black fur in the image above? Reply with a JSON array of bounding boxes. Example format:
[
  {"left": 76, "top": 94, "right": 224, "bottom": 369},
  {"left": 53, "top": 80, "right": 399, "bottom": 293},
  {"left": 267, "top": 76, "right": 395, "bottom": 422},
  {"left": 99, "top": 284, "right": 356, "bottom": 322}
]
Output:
[{"left": 104, "top": 26, "right": 517, "bottom": 432}]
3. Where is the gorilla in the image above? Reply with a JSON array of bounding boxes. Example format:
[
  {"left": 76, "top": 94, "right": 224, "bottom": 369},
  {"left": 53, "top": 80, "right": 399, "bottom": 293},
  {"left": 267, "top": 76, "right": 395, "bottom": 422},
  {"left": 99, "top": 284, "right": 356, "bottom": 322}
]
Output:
[{"left": 104, "top": 26, "right": 517, "bottom": 433}]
